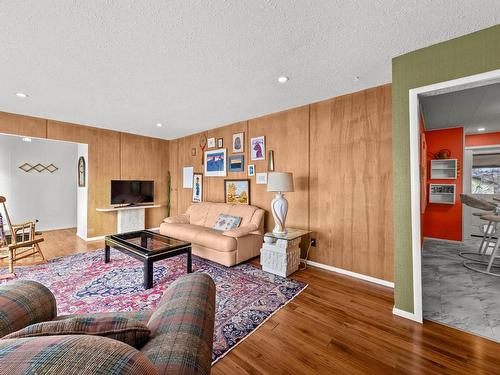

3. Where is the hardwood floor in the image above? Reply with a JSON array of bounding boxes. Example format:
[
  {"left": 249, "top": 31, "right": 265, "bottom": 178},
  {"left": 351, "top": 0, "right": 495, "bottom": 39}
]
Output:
[
  {"left": 0, "top": 228, "right": 103, "bottom": 267},
  {"left": 2, "top": 229, "right": 500, "bottom": 374}
]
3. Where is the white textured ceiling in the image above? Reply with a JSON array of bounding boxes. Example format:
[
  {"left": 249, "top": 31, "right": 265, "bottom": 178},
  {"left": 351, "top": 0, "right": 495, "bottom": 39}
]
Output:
[
  {"left": 0, "top": 1, "right": 499, "bottom": 139},
  {"left": 421, "top": 82, "right": 500, "bottom": 134}
]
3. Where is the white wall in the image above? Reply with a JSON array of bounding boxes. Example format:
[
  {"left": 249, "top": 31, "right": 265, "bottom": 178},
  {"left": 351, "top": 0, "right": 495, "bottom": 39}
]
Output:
[{"left": 0, "top": 134, "right": 78, "bottom": 232}]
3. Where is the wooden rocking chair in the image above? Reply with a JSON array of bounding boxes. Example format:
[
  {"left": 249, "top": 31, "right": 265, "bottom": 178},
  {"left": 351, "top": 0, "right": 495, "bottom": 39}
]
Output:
[{"left": 0, "top": 196, "right": 45, "bottom": 279}]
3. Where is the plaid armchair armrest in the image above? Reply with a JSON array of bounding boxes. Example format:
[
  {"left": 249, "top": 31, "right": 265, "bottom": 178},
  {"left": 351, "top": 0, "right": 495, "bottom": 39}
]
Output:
[
  {"left": 0, "top": 335, "right": 158, "bottom": 375},
  {"left": 141, "top": 273, "right": 216, "bottom": 375},
  {"left": 0, "top": 280, "right": 57, "bottom": 338}
]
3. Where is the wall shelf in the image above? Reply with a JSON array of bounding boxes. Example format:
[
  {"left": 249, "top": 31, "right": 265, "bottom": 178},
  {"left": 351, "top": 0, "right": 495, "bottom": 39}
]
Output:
[
  {"left": 430, "top": 159, "right": 457, "bottom": 179},
  {"left": 429, "top": 184, "right": 456, "bottom": 204}
]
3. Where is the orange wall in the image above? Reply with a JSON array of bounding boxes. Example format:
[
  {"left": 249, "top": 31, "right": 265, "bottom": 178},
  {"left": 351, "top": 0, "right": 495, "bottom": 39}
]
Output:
[
  {"left": 465, "top": 132, "right": 500, "bottom": 147},
  {"left": 423, "top": 127, "right": 463, "bottom": 241}
]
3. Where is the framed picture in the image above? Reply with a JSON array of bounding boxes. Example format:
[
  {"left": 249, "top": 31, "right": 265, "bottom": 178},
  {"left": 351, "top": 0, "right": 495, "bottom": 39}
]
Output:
[
  {"left": 192, "top": 173, "right": 203, "bottom": 203},
  {"left": 78, "top": 156, "right": 86, "bottom": 187},
  {"left": 208, "top": 137, "right": 216, "bottom": 148},
  {"left": 204, "top": 148, "right": 227, "bottom": 177},
  {"left": 248, "top": 164, "right": 255, "bottom": 176},
  {"left": 228, "top": 155, "right": 244, "bottom": 172},
  {"left": 225, "top": 179, "right": 250, "bottom": 205},
  {"left": 191, "top": 148, "right": 196, "bottom": 156},
  {"left": 217, "top": 138, "right": 224, "bottom": 148},
  {"left": 251, "top": 136, "right": 265, "bottom": 160},
  {"left": 256, "top": 172, "right": 267, "bottom": 185},
  {"left": 232, "top": 132, "right": 244, "bottom": 153}
]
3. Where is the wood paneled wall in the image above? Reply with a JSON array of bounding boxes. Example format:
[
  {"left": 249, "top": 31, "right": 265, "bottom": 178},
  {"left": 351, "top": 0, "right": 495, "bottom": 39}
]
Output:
[
  {"left": 0, "top": 113, "right": 169, "bottom": 238},
  {"left": 169, "top": 84, "right": 393, "bottom": 281},
  {"left": 310, "top": 85, "right": 393, "bottom": 281}
]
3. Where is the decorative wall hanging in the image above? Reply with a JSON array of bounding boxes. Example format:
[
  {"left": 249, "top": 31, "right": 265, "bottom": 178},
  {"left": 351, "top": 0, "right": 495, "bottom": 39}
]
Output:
[
  {"left": 183, "top": 167, "right": 194, "bottom": 188},
  {"left": 204, "top": 148, "right": 227, "bottom": 177},
  {"left": 217, "top": 138, "right": 224, "bottom": 148},
  {"left": 228, "top": 155, "right": 244, "bottom": 172},
  {"left": 251, "top": 136, "right": 265, "bottom": 160},
  {"left": 19, "top": 163, "right": 59, "bottom": 173},
  {"left": 192, "top": 173, "right": 203, "bottom": 203},
  {"left": 256, "top": 172, "right": 268, "bottom": 185},
  {"left": 232, "top": 132, "right": 244, "bottom": 153},
  {"left": 78, "top": 157, "right": 86, "bottom": 186},
  {"left": 248, "top": 164, "right": 255, "bottom": 176},
  {"left": 191, "top": 148, "right": 196, "bottom": 156},
  {"left": 268, "top": 150, "right": 275, "bottom": 171},
  {"left": 199, "top": 135, "right": 207, "bottom": 165},
  {"left": 207, "top": 137, "right": 216, "bottom": 148},
  {"left": 225, "top": 179, "right": 250, "bottom": 205}
]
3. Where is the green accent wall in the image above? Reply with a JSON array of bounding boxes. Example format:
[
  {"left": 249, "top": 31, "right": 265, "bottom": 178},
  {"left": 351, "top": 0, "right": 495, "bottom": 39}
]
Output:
[{"left": 393, "top": 25, "right": 500, "bottom": 313}]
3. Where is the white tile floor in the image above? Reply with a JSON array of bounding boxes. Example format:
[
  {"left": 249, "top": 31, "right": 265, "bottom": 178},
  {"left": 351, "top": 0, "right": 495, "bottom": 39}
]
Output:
[{"left": 422, "top": 238, "right": 500, "bottom": 343}]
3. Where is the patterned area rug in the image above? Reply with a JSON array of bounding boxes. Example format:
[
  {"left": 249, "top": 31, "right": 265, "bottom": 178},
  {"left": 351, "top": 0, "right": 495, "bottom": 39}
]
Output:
[{"left": 0, "top": 249, "right": 307, "bottom": 363}]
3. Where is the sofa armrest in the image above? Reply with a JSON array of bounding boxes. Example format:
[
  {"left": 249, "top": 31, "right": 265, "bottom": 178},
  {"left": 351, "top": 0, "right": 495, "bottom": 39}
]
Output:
[
  {"left": 0, "top": 280, "right": 57, "bottom": 338},
  {"left": 222, "top": 224, "right": 259, "bottom": 238},
  {"left": 141, "top": 273, "right": 216, "bottom": 375},
  {"left": 163, "top": 213, "right": 190, "bottom": 224}
]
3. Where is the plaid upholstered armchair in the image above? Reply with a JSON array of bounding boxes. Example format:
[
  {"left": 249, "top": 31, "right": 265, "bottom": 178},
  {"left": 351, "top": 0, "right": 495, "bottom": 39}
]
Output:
[{"left": 0, "top": 273, "right": 216, "bottom": 375}]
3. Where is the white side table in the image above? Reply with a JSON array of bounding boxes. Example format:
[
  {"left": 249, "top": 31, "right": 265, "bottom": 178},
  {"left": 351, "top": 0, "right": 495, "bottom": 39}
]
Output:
[{"left": 260, "top": 228, "right": 311, "bottom": 277}]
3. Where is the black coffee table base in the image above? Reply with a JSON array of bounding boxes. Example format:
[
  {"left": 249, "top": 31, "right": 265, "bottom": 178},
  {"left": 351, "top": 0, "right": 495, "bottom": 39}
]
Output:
[{"left": 104, "top": 238, "right": 192, "bottom": 289}]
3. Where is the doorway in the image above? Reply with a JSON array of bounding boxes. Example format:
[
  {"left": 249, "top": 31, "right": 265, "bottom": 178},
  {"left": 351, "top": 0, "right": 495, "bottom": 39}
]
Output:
[
  {"left": 0, "top": 133, "right": 88, "bottom": 239},
  {"left": 409, "top": 69, "right": 500, "bottom": 342}
]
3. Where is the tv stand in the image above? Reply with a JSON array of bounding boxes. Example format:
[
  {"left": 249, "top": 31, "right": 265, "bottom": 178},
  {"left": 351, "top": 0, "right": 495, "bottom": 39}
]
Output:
[{"left": 96, "top": 204, "right": 161, "bottom": 233}]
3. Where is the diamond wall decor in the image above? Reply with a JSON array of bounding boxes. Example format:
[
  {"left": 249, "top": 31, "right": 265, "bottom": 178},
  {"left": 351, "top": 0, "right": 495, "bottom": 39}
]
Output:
[{"left": 18, "top": 163, "right": 59, "bottom": 173}]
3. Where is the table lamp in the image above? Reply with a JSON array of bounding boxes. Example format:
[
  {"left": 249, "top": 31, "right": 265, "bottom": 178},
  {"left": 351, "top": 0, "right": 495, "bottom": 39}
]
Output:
[{"left": 267, "top": 172, "right": 294, "bottom": 234}]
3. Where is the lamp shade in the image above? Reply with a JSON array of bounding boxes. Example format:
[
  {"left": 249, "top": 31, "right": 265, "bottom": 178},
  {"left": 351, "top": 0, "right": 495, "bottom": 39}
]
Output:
[{"left": 267, "top": 172, "right": 294, "bottom": 192}]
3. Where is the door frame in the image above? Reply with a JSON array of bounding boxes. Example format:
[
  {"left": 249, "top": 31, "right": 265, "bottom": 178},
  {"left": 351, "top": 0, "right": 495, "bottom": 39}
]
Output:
[{"left": 405, "top": 68, "right": 500, "bottom": 323}]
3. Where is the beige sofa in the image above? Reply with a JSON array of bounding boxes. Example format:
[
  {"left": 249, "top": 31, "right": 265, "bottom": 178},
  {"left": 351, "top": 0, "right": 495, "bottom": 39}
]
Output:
[{"left": 160, "top": 202, "right": 265, "bottom": 266}]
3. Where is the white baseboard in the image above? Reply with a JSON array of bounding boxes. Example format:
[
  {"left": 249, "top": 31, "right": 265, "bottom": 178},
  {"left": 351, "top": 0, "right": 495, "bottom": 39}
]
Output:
[
  {"left": 302, "top": 259, "right": 394, "bottom": 288},
  {"left": 78, "top": 233, "right": 105, "bottom": 242},
  {"left": 78, "top": 227, "right": 160, "bottom": 242},
  {"left": 393, "top": 306, "right": 422, "bottom": 323},
  {"left": 423, "top": 237, "right": 462, "bottom": 244}
]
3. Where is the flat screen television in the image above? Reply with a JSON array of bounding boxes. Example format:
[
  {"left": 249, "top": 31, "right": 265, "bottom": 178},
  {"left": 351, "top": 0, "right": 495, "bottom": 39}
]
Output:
[{"left": 110, "top": 180, "right": 154, "bottom": 206}]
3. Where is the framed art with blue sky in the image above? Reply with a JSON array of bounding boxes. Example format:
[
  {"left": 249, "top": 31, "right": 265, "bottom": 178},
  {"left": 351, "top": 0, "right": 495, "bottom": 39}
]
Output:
[
  {"left": 204, "top": 148, "right": 227, "bottom": 176},
  {"left": 228, "top": 155, "right": 244, "bottom": 172}
]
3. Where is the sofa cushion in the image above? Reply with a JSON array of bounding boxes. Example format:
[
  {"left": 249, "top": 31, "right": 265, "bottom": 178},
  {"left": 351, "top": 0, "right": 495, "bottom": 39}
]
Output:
[
  {"left": 186, "top": 203, "right": 211, "bottom": 226},
  {"left": 161, "top": 222, "right": 237, "bottom": 252},
  {"left": 194, "top": 228, "right": 237, "bottom": 252},
  {"left": 160, "top": 223, "right": 212, "bottom": 243},
  {"left": 184, "top": 202, "right": 263, "bottom": 230},
  {"left": 212, "top": 214, "right": 241, "bottom": 231},
  {"left": 209, "top": 203, "right": 258, "bottom": 227},
  {"left": 4, "top": 316, "right": 151, "bottom": 349},
  {"left": 0, "top": 335, "right": 157, "bottom": 375}
]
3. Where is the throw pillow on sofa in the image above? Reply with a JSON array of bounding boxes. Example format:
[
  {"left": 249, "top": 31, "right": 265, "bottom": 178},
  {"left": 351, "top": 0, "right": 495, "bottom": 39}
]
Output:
[
  {"left": 3, "top": 316, "right": 151, "bottom": 349},
  {"left": 213, "top": 214, "right": 242, "bottom": 231}
]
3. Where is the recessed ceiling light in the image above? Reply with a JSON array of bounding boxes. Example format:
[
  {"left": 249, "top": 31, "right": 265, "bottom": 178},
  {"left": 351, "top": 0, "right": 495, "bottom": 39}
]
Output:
[
  {"left": 277, "top": 76, "right": 289, "bottom": 83},
  {"left": 22, "top": 137, "right": 32, "bottom": 142},
  {"left": 478, "top": 128, "right": 486, "bottom": 131},
  {"left": 156, "top": 123, "right": 163, "bottom": 128},
  {"left": 16, "top": 92, "right": 28, "bottom": 98}
]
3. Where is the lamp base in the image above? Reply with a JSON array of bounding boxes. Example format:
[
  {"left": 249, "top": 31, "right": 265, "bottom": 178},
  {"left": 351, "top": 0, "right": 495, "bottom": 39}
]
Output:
[{"left": 271, "top": 192, "right": 288, "bottom": 235}]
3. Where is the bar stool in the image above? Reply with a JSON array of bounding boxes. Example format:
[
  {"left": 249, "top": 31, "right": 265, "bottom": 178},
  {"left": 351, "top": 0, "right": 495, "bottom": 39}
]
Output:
[
  {"left": 463, "top": 213, "right": 500, "bottom": 277},
  {"left": 459, "top": 194, "right": 498, "bottom": 262}
]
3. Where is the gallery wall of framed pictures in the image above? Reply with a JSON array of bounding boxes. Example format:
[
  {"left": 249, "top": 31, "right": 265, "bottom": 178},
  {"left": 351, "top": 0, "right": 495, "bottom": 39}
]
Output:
[{"left": 185, "top": 130, "right": 271, "bottom": 205}]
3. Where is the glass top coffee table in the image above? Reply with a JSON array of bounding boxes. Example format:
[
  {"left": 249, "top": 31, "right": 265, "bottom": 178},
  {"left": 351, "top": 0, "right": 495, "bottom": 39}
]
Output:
[{"left": 104, "top": 230, "right": 192, "bottom": 289}]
